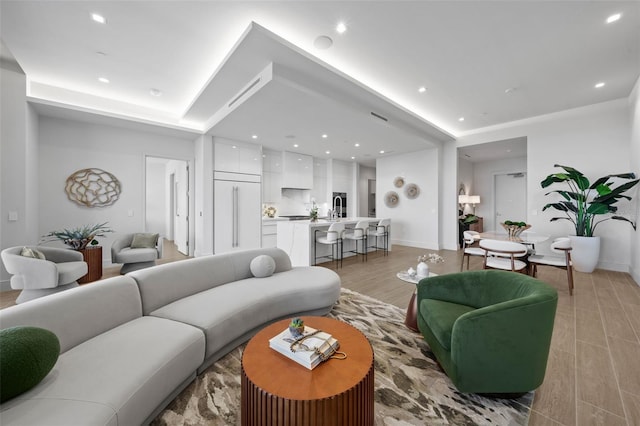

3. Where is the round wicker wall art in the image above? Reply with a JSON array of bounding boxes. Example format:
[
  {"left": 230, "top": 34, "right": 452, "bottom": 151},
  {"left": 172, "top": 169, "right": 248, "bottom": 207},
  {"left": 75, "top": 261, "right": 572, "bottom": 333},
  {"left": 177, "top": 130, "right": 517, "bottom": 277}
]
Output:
[
  {"left": 384, "top": 191, "right": 400, "bottom": 208},
  {"left": 404, "top": 183, "right": 420, "bottom": 199},
  {"left": 65, "top": 168, "right": 121, "bottom": 207}
]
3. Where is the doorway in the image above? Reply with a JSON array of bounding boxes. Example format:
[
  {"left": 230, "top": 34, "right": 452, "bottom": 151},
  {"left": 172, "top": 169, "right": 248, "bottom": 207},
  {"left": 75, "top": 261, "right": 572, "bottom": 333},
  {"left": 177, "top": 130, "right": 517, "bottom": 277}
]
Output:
[
  {"left": 145, "top": 156, "right": 190, "bottom": 255},
  {"left": 494, "top": 172, "right": 527, "bottom": 230}
]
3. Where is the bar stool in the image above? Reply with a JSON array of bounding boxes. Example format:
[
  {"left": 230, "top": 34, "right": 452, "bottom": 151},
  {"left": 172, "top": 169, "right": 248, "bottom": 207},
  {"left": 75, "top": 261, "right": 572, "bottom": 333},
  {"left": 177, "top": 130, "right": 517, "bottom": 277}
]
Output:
[
  {"left": 344, "top": 220, "right": 369, "bottom": 262},
  {"left": 314, "top": 222, "right": 345, "bottom": 268},
  {"left": 368, "top": 218, "right": 390, "bottom": 256},
  {"left": 479, "top": 239, "right": 529, "bottom": 273}
]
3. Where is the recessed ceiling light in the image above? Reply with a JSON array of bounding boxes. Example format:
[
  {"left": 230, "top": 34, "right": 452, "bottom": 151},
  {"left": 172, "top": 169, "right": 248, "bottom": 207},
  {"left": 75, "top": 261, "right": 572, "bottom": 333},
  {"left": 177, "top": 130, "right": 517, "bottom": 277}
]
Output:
[
  {"left": 149, "top": 88, "right": 162, "bottom": 97},
  {"left": 96, "top": 51, "right": 107, "bottom": 56},
  {"left": 458, "top": 117, "right": 465, "bottom": 122},
  {"left": 325, "top": 151, "right": 331, "bottom": 154},
  {"left": 293, "top": 144, "right": 299, "bottom": 148},
  {"left": 232, "top": 145, "right": 237, "bottom": 149},
  {"left": 379, "top": 150, "right": 385, "bottom": 154},
  {"left": 351, "top": 156, "right": 355, "bottom": 160},
  {"left": 504, "top": 87, "right": 517, "bottom": 94},
  {"left": 98, "top": 77, "right": 109, "bottom": 84},
  {"left": 251, "top": 135, "right": 258, "bottom": 139},
  {"left": 595, "top": 82, "right": 605, "bottom": 88},
  {"left": 314, "top": 35, "right": 333, "bottom": 50},
  {"left": 606, "top": 13, "right": 621, "bottom": 24},
  {"left": 418, "top": 86, "right": 427, "bottom": 93},
  {"left": 322, "top": 134, "right": 328, "bottom": 139},
  {"left": 91, "top": 13, "right": 106, "bottom": 24},
  {"left": 336, "top": 22, "right": 347, "bottom": 34},
  {"left": 354, "top": 143, "right": 360, "bottom": 147}
]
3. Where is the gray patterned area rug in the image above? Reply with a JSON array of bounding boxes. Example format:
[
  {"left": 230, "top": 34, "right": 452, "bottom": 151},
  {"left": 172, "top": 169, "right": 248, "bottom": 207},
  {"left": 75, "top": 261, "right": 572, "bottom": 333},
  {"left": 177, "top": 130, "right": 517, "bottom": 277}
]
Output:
[{"left": 152, "top": 288, "right": 533, "bottom": 425}]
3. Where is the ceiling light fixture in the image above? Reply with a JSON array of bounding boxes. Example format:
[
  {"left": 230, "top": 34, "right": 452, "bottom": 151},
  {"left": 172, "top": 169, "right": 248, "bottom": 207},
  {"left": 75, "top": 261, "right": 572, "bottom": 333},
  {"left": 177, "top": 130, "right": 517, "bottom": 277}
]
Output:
[
  {"left": 351, "top": 156, "right": 355, "bottom": 160},
  {"left": 293, "top": 144, "right": 299, "bottom": 148},
  {"left": 91, "top": 13, "right": 106, "bottom": 24},
  {"left": 322, "top": 134, "right": 328, "bottom": 139},
  {"left": 325, "top": 150, "right": 331, "bottom": 154},
  {"left": 458, "top": 117, "right": 465, "bottom": 122},
  {"left": 418, "top": 86, "right": 427, "bottom": 93},
  {"left": 313, "top": 35, "right": 333, "bottom": 50},
  {"left": 98, "top": 77, "right": 109, "bottom": 84},
  {"left": 336, "top": 22, "right": 347, "bottom": 34},
  {"left": 379, "top": 150, "right": 385, "bottom": 154},
  {"left": 251, "top": 134, "right": 258, "bottom": 139},
  {"left": 595, "top": 82, "right": 605, "bottom": 88},
  {"left": 606, "top": 13, "right": 621, "bottom": 24},
  {"left": 149, "top": 88, "right": 162, "bottom": 97},
  {"left": 354, "top": 143, "right": 360, "bottom": 147}
]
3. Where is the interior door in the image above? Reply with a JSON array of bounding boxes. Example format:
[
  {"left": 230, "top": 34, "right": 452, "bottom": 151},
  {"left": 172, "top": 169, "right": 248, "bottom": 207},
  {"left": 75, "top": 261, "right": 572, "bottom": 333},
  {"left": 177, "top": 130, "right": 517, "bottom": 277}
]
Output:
[{"left": 494, "top": 172, "right": 527, "bottom": 232}]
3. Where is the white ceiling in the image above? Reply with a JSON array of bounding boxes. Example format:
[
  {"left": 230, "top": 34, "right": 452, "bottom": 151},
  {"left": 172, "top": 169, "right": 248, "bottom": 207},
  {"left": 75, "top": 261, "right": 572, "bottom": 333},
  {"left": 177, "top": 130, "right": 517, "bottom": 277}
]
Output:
[{"left": 1, "top": 1, "right": 638, "bottom": 166}]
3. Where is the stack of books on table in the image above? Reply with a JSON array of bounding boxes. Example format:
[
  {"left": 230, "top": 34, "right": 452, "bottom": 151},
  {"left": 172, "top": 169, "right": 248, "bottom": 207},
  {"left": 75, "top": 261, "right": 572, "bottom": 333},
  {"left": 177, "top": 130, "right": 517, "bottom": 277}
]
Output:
[{"left": 269, "top": 326, "right": 339, "bottom": 370}]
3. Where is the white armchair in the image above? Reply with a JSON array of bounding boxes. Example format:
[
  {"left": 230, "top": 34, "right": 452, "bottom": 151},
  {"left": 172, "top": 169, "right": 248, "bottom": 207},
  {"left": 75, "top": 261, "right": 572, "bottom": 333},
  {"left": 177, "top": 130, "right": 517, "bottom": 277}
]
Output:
[
  {"left": 1, "top": 246, "right": 88, "bottom": 304},
  {"left": 111, "top": 233, "right": 163, "bottom": 274}
]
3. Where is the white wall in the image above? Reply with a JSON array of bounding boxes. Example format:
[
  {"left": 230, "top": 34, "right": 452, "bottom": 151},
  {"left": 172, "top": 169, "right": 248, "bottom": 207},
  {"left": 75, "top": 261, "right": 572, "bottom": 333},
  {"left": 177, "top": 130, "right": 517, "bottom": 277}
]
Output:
[
  {"left": 0, "top": 62, "right": 39, "bottom": 290},
  {"left": 629, "top": 77, "right": 640, "bottom": 284},
  {"left": 457, "top": 99, "right": 633, "bottom": 272},
  {"left": 194, "top": 134, "right": 214, "bottom": 257},
  {"left": 38, "top": 116, "right": 195, "bottom": 263},
  {"left": 377, "top": 149, "right": 440, "bottom": 249}
]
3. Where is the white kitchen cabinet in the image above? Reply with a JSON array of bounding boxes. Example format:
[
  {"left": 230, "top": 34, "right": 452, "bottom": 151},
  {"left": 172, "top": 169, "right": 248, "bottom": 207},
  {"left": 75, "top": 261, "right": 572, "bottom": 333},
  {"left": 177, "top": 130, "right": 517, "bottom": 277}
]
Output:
[
  {"left": 214, "top": 172, "right": 261, "bottom": 253},
  {"left": 311, "top": 158, "right": 327, "bottom": 205},
  {"left": 214, "top": 139, "right": 262, "bottom": 175},
  {"left": 262, "top": 149, "right": 282, "bottom": 203},
  {"left": 282, "top": 151, "right": 313, "bottom": 189},
  {"left": 262, "top": 220, "right": 279, "bottom": 248}
]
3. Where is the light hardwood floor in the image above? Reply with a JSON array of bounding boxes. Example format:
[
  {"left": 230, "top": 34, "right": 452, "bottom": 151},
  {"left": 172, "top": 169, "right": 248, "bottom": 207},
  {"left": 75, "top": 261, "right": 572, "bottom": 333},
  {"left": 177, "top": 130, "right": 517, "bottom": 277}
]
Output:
[{"left": 2, "top": 243, "right": 639, "bottom": 425}]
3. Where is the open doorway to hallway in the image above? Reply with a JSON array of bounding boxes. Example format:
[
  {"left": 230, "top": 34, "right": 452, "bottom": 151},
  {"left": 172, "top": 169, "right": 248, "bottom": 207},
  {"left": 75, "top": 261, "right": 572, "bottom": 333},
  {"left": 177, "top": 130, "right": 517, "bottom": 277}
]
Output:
[{"left": 145, "top": 156, "right": 190, "bottom": 255}]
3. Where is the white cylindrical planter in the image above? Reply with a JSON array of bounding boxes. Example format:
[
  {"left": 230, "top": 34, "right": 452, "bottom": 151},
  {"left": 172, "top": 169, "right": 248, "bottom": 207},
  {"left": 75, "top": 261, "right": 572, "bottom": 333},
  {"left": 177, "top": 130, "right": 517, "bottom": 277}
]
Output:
[{"left": 569, "top": 236, "right": 600, "bottom": 273}]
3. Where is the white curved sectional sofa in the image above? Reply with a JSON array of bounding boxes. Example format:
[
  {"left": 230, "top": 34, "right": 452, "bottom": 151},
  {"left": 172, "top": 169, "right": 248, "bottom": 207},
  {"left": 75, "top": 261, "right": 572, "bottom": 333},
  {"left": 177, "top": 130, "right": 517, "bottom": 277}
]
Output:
[{"left": 0, "top": 248, "right": 341, "bottom": 425}]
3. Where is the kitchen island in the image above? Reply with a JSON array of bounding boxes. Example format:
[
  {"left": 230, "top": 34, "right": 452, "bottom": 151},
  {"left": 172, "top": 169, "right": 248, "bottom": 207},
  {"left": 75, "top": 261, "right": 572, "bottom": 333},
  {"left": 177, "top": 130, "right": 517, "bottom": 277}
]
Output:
[{"left": 277, "top": 217, "right": 389, "bottom": 267}]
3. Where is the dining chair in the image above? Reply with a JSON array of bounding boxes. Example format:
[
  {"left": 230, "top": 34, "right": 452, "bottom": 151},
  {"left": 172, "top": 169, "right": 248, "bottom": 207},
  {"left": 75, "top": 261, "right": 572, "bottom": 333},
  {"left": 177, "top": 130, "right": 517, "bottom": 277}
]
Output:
[
  {"left": 528, "top": 237, "right": 574, "bottom": 295},
  {"left": 460, "top": 230, "right": 484, "bottom": 271},
  {"left": 479, "top": 239, "right": 529, "bottom": 273},
  {"left": 314, "top": 222, "right": 345, "bottom": 268}
]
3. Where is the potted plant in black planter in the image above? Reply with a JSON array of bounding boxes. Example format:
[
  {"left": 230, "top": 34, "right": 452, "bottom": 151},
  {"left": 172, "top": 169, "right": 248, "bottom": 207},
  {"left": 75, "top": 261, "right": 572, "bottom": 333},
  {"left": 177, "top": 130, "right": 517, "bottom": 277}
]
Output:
[{"left": 541, "top": 164, "right": 638, "bottom": 272}]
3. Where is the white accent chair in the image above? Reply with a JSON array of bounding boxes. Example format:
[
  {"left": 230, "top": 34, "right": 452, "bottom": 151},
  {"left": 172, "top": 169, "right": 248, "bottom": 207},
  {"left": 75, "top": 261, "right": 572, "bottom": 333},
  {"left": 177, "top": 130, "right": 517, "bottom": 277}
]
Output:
[
  {"left": 479, "top": 239, "right": 529, "bottom": 273},
  {"left": 111, "top": 233, "right": 163, "bottom": 274},
  {"left": 528, "top": 237, "right": 574, "bottom": 295},
  {"left": 314, "top": 222, "right": 345, "bottom": 268},
  {"left": 1, "top": 246, "right": 88, "bottom": 304},
  {"left": 368, "top": 218, "right": 390, "bottom": 256},
  {"left": 460, "top": 230, "right": 484, "bottom": 271},
  {"left": 344, "top": 220, "right": 370, "bottom": 262}
]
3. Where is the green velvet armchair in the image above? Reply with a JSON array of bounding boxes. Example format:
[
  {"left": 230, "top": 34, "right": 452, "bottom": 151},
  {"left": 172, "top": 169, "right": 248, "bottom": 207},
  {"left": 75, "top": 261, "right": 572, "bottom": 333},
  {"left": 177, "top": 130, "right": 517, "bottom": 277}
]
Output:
[{"left": 416, "top": 270, "right": 558, "bottom": 395}]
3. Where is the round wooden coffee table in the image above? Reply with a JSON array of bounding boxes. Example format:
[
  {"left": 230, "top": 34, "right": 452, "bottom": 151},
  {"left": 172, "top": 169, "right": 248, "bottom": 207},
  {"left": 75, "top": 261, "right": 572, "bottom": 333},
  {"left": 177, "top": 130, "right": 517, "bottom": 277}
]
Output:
[{"left": 241, "top": 316, "right": 374, "bottom": 426}]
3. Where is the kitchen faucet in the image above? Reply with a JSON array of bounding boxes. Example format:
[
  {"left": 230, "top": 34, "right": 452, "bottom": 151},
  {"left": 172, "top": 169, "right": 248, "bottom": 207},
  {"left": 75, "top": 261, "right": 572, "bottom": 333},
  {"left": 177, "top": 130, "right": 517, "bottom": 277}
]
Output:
[{"left": 333, "top": 196, "right": 343, "bottom": 220}]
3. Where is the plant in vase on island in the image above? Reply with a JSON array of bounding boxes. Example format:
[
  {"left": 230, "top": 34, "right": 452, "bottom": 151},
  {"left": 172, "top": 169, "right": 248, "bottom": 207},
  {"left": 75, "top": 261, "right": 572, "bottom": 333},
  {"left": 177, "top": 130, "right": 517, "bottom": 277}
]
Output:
[{"left": 541, "top": 164, "right": 638, "bottom": 272}]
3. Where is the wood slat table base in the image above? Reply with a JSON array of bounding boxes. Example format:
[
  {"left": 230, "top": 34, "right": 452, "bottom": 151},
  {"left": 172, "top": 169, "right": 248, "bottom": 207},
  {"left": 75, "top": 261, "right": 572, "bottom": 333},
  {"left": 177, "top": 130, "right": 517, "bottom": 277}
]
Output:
[
  {"left": 78, "top": 246, "right": 102, "bottom": 284},
  {"left": 241, "top": 362, "right": 374, "bottom": 425},
  {"left": 241, "top": 317, "right": 375, "bottom": 426}
]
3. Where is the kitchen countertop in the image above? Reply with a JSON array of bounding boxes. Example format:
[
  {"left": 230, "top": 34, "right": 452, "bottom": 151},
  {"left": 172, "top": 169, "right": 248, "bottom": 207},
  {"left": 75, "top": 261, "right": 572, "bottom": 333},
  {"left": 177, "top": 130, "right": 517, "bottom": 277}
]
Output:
[{"left": 278, "top": 217, "right": 379, "bottom": 227}]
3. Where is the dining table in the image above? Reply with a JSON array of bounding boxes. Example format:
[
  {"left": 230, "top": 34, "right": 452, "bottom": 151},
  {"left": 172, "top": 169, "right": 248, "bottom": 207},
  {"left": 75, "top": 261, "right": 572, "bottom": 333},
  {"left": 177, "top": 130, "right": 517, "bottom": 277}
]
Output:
[{"left": 476, "top": 230, "right": 550, "bottom": 246}]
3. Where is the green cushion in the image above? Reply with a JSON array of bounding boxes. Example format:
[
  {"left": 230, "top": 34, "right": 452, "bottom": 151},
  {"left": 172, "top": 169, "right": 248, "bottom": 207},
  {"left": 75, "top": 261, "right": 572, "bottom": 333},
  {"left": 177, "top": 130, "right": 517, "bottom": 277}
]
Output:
[
  {"left": 20, "top": 247, "right": 46, "bottom": 260},
  {"left": 421, "top": 299, "right": 475, "bottom": 350},
  {"left": 130, "top": 233, "right": 159, "bottom": 249},
  {"left": 0, "top": 326, "right": 60, "bottom": 402}
]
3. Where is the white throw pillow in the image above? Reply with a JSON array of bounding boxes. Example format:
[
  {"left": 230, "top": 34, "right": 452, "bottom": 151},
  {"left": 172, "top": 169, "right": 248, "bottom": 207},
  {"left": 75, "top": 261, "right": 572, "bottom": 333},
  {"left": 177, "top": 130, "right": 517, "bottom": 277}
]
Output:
[
  {"left": 250, "top": 255, "right": 276, "bottom": 278},
  {"left": 20, "top": 247, "right": 46, "bottom": 260}
]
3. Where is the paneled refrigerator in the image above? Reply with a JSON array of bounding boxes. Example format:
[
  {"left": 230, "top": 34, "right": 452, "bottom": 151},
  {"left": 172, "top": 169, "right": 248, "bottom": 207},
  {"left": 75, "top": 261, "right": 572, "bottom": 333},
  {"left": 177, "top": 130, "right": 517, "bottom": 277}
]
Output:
[{"left": 214, "top": 171, "right": 261, "bottom": 253}]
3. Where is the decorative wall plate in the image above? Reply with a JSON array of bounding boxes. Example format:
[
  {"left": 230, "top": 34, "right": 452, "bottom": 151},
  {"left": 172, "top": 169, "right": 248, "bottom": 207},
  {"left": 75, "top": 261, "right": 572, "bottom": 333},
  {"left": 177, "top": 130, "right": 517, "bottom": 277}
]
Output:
[
  {"left": 405, "top": 183, "right": 420, "bottom": 199},
  {"left": 393, "top": 176, "right": 405, "bottom": 188},
  {"left": 65, "top": 168, "right": 121, "bottom": 207},
  {"left": 384, "top": 191, "right": 400, "bottom": 208}
]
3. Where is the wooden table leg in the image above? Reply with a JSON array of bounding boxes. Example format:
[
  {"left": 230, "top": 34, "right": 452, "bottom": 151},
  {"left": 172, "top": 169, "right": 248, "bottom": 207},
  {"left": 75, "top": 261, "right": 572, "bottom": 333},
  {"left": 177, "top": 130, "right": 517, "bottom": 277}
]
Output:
[{"left": 404, "top": 290, "right": 420, "bottom": 332}]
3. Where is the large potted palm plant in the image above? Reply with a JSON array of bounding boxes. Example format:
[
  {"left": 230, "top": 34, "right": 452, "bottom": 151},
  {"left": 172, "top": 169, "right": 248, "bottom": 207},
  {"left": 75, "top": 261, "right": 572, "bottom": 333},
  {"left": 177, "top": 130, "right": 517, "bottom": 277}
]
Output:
[{"left": 541, "top": 164, "right": 638, "bottom": 272}]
